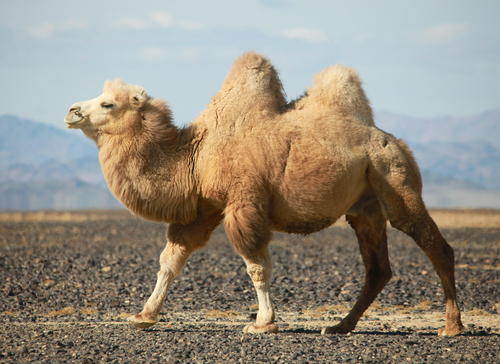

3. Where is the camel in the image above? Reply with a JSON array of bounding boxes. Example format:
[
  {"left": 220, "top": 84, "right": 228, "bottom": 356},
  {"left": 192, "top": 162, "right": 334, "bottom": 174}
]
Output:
[{"left": 64, "top": 51, "right": 464, "bottom": 336}]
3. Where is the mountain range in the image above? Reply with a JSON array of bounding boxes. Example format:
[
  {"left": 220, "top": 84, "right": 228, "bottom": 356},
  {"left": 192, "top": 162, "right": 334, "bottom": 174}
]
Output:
[
  {"left": 0, "top": 114, "right": 117, "bottom": 210},
  {"left": 0, "top": 111, "right": 499, "bottom": 210},
  {"left": 375, "top": 109, "right": 500, "bottom": 192}
]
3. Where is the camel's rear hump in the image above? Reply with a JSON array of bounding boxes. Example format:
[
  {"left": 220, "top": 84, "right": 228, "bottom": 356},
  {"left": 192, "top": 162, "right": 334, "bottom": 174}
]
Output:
[{"left": 295, "top": 65, "right": 375, "bottom": 126}]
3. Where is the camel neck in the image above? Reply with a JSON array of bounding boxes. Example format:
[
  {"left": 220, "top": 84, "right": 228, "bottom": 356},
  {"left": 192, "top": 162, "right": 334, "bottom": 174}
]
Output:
[{"left": 97, "top": 131, "right": 199, "bottom": 224}]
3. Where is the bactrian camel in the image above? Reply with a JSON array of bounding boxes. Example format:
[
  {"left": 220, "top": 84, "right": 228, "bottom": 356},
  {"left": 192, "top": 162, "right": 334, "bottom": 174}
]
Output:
[{"left": 65, "top": 51, "right": 464, "bottom": 336}]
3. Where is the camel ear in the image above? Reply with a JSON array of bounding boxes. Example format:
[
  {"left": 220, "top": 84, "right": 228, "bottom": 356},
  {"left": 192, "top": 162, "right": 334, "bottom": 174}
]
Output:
[{"left": 130, "top": 93, "right": 147, "bottom": 109}]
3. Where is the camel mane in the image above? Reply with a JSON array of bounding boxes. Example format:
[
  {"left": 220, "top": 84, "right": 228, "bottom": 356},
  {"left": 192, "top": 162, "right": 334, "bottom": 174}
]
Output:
[
  {"left": 104, "top": 78, "right": 187, "bottom": 147},
  {"left": 141, "top": 98, "right": 181, "bottom": 146},
  {"left": 103, "top": 79, "right": 147, "bottom": 101}
]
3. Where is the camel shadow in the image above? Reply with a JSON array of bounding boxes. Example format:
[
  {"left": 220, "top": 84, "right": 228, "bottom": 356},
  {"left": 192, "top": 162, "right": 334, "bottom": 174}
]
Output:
[
  {"left": 141, "top": 324, "right": 497, "bottom": 339},
  {"left": 324, "top": 329, "right": 498, "bottom": 338}
]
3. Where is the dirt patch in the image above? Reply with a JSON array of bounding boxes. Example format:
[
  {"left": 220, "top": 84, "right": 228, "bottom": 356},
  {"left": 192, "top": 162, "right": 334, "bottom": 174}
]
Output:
[
  {"left": 0, "top": 209, "right": 133, "bottom": 222},
  {"left": 429, "top": 209, "right": 500, "bottom": 228},
  {"left": 1, "top": 208, "right": 499, "bottom": 228},
  {"left": 47, "top": 306, "right": 76, "bottom": 317},
  {"left": 331, "top": 208, "right": 500, "bottom": 229}
]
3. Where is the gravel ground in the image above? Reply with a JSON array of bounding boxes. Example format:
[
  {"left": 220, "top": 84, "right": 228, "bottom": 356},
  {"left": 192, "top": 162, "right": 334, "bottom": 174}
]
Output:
[{"left": 1, "top": 212, "right": 499, "bottom": 363}]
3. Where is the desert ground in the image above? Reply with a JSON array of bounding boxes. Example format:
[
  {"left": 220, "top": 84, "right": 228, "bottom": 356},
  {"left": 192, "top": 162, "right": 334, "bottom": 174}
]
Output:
[{"left": 1, "top": 209, "right": 499, "bottom": 363}]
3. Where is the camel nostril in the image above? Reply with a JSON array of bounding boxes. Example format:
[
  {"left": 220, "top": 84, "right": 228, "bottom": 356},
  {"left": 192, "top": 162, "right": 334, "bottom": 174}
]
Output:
[{"left": 69, "top": 106, "right": 81, "bottom": 113}]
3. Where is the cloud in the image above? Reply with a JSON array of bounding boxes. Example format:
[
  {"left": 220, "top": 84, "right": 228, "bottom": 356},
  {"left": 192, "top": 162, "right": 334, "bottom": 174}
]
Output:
[
  {"left": 419, "top": 22, "right": 468, "bottom": 43},
  {"left": 26, "top": 19, "right": 87, "bottom": 39},
  {"left": 113, "top": 17, "right": 150, "bottom": 30},
  {"left": 27, "top": 23, "right": 56, "bottom": 39},
  {"left": 61, "top": 19, "right": 87, "bottom": 31},
  {"left": 113, "top": 11, "right": 202, "bottom": 31},
  {"left": 280, "top": 28, "right": 327, "bottom": 43},
  {"left": 150, "top": 11, "right": 174, "bottom": 28}
]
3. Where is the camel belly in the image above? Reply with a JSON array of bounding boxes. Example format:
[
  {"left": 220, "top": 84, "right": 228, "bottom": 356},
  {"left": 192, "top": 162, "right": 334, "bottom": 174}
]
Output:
[
  {"left": 269, "top": 179, "right": 365, "bottom": 235},
  {"left": 269, "top": 138, "right": 369, "bottom": 234},
  {"left": 271, "top": 216, "right": 337, "bottom": 235}
]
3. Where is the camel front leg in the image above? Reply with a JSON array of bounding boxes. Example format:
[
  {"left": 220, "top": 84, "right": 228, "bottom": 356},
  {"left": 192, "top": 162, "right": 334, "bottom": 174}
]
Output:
[
  {"left": 223, "top": 198, "right": 276, "bottom": 333},
  {"left": 128, "top": 205, "right": 223, "bottom": 329},
  {"left": 242, "top": 247, "right": 278, "bottom": 333},
  {"left": 128, "top": 242, "right": 192, "bottom": 328}
]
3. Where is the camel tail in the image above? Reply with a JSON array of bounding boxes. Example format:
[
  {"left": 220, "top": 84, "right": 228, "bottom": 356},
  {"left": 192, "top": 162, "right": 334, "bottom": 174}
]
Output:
[
  {"left": 396, "top": 138, "right": 423, "bottom": 193},
  {"left": 304, "top": 65, "right": 375, "bottom": 126},
  {"left": 364, "top": 134, "right": 424, "bottom": 227}
]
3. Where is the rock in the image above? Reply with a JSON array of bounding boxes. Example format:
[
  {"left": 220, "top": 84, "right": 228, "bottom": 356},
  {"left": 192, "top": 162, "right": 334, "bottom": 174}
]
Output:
[{"left": 0, "top": 219, "right": 499, "bottom": 362}]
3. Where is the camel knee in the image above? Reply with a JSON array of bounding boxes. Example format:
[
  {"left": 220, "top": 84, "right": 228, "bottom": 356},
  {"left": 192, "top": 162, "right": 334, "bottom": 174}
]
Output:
[
  {"left": 390, "top": 218, "right": 437, "bottom": 250},
  {"left": 247, "top": 264, "right": 271, "bottom": 286},
  {"left": 366, "top": 263, "right": 392, "bottom": 291},
  {"left": 393, "top": 217, "right": 454, "bottom": 259},
  {"left": 380, "top": 267, "right": 392, "bottom": 286},
  {"left": 159, "top": 243, "right": 191, "bottom": 276},
  {"left": 369, "top": 258, "right": 392, "bottom": 282},
  {"left": 441, "top": 241, "right": 455, "bottom": 262},
  {"left": 244, "top": 248, "right": 273, "bottom": 286},
  {"left": 430, "top": 241, "right": 457, "bottom": 278}
]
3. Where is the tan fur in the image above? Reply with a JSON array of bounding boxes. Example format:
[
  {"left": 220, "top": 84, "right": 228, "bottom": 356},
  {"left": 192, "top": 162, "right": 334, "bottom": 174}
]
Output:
[
  {"left": 65, "top": 51, "right": 463, "bottom": 336},
  {"left": 292, "top": 65, "right": 374, "bottom": 125}
]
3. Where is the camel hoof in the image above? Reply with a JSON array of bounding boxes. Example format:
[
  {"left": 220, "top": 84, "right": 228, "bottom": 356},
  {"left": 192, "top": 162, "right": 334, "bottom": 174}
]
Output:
[
  {"left": 243, "top": 324, "right": 278, "bottom": 334},
  {"left": 127, "top": 313, "right": 157, "bottom": 329},
  {"left": 438, "top": 324, "right": 465, "bottom": 337},
  {"left": 321, "top": 324, "right": 353, "bottom": 335}
]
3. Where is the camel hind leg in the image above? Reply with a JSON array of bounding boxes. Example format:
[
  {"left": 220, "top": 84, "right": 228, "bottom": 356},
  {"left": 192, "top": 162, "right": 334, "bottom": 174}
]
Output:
[
  {"left": 322, "top": 199, "right": 392, "bottom": 335},
  {"left": 389, "top": 211, "right": 464, "bottom": 336},
  {"left": 367, "top": 137, "right": 464, "bottom": 336}
]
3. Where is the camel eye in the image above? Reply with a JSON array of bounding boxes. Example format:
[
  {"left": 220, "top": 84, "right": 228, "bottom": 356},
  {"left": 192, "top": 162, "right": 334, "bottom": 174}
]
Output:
[{"left": 101, "top": 103, "right": 114, "bottom": 109}]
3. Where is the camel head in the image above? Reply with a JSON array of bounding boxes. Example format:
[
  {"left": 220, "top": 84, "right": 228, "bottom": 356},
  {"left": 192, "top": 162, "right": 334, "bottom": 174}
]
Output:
[{"left": 65, "top": 79, "right": 151, "bottom": 141}]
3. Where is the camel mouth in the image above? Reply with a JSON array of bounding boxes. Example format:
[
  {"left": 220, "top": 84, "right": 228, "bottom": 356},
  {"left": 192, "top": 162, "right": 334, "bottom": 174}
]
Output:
[{"left": 64, "top": 113, "right": 86, "bottom": 128}]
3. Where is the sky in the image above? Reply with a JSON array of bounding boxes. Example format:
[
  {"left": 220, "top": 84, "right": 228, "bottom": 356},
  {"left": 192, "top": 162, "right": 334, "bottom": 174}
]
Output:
[{"left": 1, "top": 0, "right": 499, "bottom": 128}]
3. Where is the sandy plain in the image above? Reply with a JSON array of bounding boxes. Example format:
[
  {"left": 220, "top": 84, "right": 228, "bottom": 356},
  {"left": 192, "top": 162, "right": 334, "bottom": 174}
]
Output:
[{"left": 1, "top": 208, "right": 499, "bottom": 363}]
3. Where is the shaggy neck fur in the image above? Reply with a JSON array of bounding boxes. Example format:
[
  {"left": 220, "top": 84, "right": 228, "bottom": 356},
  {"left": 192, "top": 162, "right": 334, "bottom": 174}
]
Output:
[{"left": 96, "top": 98, "right": 200, "bottom": 224}]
